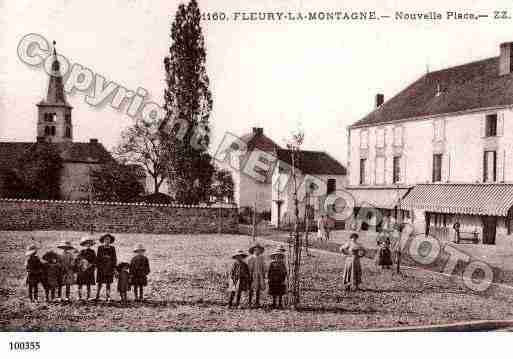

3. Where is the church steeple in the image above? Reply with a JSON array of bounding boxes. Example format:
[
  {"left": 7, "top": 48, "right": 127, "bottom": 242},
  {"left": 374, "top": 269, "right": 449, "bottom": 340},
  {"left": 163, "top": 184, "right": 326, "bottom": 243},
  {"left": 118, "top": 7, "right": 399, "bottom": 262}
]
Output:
[{"left": 37, "top": 41, "right": 73, "bottom": 143}]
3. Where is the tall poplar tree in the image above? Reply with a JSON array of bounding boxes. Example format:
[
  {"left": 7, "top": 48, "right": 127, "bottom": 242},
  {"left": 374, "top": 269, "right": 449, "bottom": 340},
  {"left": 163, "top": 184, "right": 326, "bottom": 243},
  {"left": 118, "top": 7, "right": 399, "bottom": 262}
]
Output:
[{"left": 161, "top": 0, "right": 214, "bottom": 204}]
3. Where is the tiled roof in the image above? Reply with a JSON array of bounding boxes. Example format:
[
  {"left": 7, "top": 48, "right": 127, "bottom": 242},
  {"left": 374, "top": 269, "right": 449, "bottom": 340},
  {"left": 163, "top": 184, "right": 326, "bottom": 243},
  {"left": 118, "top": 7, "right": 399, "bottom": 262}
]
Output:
[
  {"left": 276, "top": 149, "right": 347, "bottom": 175},
  {"left": 0, "top": 141, "right": 113, "bottom": 172},
  {"left": 237, "top": 132, "right": 281, "bottom": 152},
  {"left": 400, "top": 183, "right": 513, "bottom": 216},
  {"left": 351, "top": 56, "right": 513, "bottom": 128}
]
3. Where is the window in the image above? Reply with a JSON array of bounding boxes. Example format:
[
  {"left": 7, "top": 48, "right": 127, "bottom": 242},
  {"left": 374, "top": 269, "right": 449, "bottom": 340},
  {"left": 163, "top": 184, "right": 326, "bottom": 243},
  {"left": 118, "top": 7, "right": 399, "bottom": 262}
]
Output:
[
  {"left": 433, "top": 119, "right": 444, "bottom": 141},
  {"left": 376, "top": 128, "right": 385, "bottom": 148},
  {"left": 65, "top": 114, "right": 71, "bottom": 124},
  {"left": 326, "top": 178, "right": 336, "bottom": 195},
  {"left": 485, "top": 114, "right": 498, "bottom": 137},
  {"left": 393, "top": 126, "right": 403, "bottom": 146},
  {"left": 360, "top": 130, "right": 368, "bottom": 149},
  {"left": 432, "top": 154, "right": 442, "bottom": 182},
  {"left": 50, "top": 126, "right": 56, "bottom": 136},
  {"left": 375, "top": 157, "right": 385, "bottom": 184},
  {"left": 359, "top": 158, "right": 366, "bottom": 185},
  {"left": 65, "top": 127, "right": 71, "bottom": 138},
  {"left": 483, "top": 150, "right": 497, "bottom": 182},
  {"left": 393, "top": 156, "right": 401, "bottom": 183},
  {"left": 44, "top": 126, "right": 50, "bottom": 135}
]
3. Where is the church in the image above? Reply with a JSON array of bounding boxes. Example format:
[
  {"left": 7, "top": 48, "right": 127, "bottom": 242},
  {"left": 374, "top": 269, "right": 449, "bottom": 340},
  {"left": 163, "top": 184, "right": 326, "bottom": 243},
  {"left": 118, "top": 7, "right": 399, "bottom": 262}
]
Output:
[{"left": 0, "top": 42, "right": 142, "bottom": 200}]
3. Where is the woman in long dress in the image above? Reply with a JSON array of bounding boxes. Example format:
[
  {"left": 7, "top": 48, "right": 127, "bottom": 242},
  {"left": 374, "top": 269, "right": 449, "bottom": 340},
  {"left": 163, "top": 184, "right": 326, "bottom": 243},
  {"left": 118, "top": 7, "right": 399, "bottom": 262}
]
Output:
[{"left": 340, "top": 233, "right": 366, "bottom": 291}]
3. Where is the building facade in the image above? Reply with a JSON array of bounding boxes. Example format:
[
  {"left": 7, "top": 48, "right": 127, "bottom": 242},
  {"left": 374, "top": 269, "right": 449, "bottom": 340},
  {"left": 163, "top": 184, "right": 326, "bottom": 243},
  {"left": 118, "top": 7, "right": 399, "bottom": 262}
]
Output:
[{"left": 347, "top": 42, "right": 513, "bottom": 244}]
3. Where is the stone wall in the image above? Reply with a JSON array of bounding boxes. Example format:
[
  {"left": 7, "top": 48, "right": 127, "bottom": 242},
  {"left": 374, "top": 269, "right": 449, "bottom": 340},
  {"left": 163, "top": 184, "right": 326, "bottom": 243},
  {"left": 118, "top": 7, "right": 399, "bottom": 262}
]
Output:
[{"left": 0, "top": 199, "right": 238, "bottom": 234}]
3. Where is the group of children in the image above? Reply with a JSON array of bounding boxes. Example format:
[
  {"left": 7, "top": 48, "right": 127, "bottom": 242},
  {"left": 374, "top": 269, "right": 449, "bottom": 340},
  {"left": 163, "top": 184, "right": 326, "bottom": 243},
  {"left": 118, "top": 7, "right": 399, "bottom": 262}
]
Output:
[
  {"left": 228, "top": 243, "right": 288, "bottom": 309},
  {"left": 25, "top": 234, "right": 150, "bottom": 304}
]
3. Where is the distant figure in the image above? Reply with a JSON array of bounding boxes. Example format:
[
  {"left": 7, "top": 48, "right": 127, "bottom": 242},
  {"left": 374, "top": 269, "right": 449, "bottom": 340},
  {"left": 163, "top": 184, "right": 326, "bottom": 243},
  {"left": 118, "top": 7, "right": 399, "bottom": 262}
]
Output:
[
  {"left": 116, "top": 262, "right": 131, "bottom": 305},
  {"left": 340, "top": 233, "right": 366, "bottom": 291},
  {"left": 76, "top": 236, "right": 96, "bottom": 301},
  {"left": 25, "top": 244, "right": 42, "bottom": 302},
  {"left": 376, "top": 233, "right": 393, "bottom": 270},
  {"left": 267, "top": 249, "right": 288, "bottom": 309},
  {"left": 317, "top": 215, "right": 328, "bottom": 241},
  {"left": 42, "top": 251, "right": 61, "bottom": 302},
  {"left": 96, "top": 234, "right": 117, "bottom": 302},
  {"left": 130, "top": 244, "right": 150, "bottom": 302},
  {"left": 57, "top": 241, "right": 76, "bottom": 302},
  {"left": 453, "top": 222, "right": 461, "bottom": 243},
  {"left": 227, "top": 249, "right": 251, "bottom": 308},
  {"left": 247, "top": 242, "right": 266, "bottom": 308}
]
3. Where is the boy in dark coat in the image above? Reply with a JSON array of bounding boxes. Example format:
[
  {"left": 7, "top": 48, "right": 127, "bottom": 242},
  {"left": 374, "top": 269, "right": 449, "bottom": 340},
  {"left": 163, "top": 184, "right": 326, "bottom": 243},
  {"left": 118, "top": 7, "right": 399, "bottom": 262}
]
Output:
[
  {"left": 228, "top": 250, "right": 251, "bottom": 308},
  {"left": 116, "top": 262, "right": 130, "bottom": 304},
  {"left": 76, "top": 237, "right": 96, "bottom": 301},
  {"left": 43, "top": 252, "right": 61, "bottom": 302},
  {"left": 129, "top": 244, "right": 150, "bottom": 302},
  {"left": 95, "top": 234, "right": 117, "bottom": 302},
  {"left": 25, "top": 245, "right": 42, "bottom": 302},
  {"left": 267, "top": 250, "right": 288, "bottom": 309}
]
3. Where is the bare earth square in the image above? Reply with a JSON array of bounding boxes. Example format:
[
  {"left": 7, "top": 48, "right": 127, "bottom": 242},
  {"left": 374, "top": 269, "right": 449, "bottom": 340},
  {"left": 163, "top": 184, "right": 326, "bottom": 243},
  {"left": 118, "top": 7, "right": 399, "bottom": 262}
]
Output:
[{"left": 1, "top": 231, "right": 513, "bottom": 331}]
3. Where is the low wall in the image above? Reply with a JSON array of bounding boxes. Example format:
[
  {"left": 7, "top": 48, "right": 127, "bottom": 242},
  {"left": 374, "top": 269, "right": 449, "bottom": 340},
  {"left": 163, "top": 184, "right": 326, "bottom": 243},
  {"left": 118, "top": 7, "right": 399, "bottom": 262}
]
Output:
[{"left": 0, "top": 199, "right": 238, "bottom": 234}]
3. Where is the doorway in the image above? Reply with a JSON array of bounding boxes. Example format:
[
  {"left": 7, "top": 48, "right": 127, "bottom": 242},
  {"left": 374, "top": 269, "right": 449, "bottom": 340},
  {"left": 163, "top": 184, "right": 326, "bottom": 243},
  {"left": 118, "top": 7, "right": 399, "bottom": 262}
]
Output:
[{"left": 481, "top": 216, "right": 497, "bottom": 245}]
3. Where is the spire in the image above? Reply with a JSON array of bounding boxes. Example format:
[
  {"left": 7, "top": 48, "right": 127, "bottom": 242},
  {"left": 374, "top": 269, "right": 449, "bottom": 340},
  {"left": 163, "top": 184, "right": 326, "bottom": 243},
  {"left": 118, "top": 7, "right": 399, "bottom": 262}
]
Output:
[{"left": 45, "top": 40, "right": 68, "bottom": 105}]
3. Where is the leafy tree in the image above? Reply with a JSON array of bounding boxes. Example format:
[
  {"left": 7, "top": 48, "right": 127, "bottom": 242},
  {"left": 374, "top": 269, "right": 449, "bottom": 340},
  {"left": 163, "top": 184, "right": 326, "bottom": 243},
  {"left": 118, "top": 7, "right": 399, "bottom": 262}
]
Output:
[
  {"left": 4, "top": 143, "right": 63, "bottom": 199},
  {"left": 90, "top": 163, "right": 145, "bottom": 203},
  {"left": 115, "top": 120, "right": 169, "bottom": 194},
  {"left": 210, "top": 168, "right": 234, "bottom": 203},
  {"left": 161, "top": 0, "right": 213, "bottom": 204}
]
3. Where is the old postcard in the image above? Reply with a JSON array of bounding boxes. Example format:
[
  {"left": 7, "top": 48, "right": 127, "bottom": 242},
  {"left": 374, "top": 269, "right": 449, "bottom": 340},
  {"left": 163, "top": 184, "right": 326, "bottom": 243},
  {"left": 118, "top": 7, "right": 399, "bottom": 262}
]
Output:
[{"left": 1, "top": 0, "right": 513, "bottom": 357}]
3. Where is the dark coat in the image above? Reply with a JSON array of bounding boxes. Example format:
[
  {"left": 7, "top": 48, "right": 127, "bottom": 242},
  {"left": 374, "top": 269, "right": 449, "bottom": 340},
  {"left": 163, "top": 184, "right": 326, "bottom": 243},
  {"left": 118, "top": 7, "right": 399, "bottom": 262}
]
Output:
[
  {"left": 230, "top": 260, "right": 251, "bottom": 292},
  {"left": 26, "top": 255, "right": 43, "bottom": 286},
  {"left": 76, "top": 248, "right": 96, "bottom": 285},
  {"left": 45, "top": 262, "right": 62, "bottom": 289},
  {"left": 117, "top": 270, "right": 130, "bottom": 292},
  {"left": 129, "top": 254, "right": 150, "bottom": 286},
  {"left": 96, "top": 245, "right": 117, "bottom": 284},
  {"left": 267, "top": 261, "right": 287, "bottom": 296}
]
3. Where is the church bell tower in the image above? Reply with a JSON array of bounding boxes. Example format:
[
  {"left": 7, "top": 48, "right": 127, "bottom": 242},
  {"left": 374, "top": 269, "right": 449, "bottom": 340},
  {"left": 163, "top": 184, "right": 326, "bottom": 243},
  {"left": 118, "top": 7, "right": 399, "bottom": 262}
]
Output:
[{"left": 36, "top": 41, "right": 73, "bottom": 143}]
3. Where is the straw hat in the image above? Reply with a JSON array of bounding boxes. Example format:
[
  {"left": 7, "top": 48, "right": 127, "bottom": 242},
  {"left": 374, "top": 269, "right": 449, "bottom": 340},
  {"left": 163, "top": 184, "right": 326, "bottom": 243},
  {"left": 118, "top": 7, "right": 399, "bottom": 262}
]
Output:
[
  {"left": 99, "top": 233, "right": 115, "bottom": 244},
  {"left": 42, "top": 250, "right": 59, "bottom": 262},
  {"left": 277, "top": 245, "right": 287, "bottom": 253},
  {"left": 57, "top": 240, "right": 75, "bottom": 250},
  {"left": 133, "top": 244, "right": 146, "bottom": 253},
  {"left": 248, "top": 242, "right": 265, "bottom": 254},
  {"left": 270, "top": 250, "right": 285, "bottom": 259},
  {"left": 25, "top": 244, "right": 38, "bottom": 256},
  {"left": 80, "top": 236, "right": 95, "bottom": 247},
  {"left": 232, "top": 249, "right": 248, "bottom": 259}
]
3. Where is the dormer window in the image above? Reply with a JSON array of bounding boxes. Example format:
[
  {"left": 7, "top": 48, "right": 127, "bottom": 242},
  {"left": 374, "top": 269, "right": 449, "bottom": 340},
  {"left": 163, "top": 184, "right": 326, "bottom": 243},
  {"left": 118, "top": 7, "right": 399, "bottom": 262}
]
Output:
[{"left": 44, "top": 113, "right": 56, "bottom": 122}]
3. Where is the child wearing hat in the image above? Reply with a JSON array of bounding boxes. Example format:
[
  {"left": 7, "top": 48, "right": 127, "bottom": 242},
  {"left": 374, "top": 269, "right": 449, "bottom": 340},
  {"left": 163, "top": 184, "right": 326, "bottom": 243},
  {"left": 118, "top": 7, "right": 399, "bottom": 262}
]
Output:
[
  {"left": 129, "top": 244, "right": 150, "bottom": 302},
  {"left": 227, "top": 249, "right": 251, "bottom": 308},
  {"left": 42, "top": 250, "right": 61, "bottom": 302},
  {"left": 247, "top": 242, "right": 266, "bottom": 308},
  {"left": 96, "top": 234, "right": 117, "bottom": 302},
  {"left": 25, "top": 244, "right": 43, "bottom": 302},
  {"left": 58, "top": 241, "right": 76, "bottom": 301},
  {"left": 267, "top": 249, "right": 288, "bottom": 309},
  {"left": 76, "top": 236, "right": 97, "bottom": 301},
  {"left": 116, "top": 262, "right": 130, "bottom": 304}
]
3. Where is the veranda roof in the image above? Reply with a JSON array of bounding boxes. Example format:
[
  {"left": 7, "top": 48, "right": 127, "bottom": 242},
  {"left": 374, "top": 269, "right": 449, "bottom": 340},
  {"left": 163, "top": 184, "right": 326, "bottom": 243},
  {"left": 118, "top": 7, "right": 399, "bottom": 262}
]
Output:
[
  {"left": 399, "top": 183, "right": 513, "bottom": 216},
  {"left": 345, "top": 186, "right": 412, "bottom": 210}
]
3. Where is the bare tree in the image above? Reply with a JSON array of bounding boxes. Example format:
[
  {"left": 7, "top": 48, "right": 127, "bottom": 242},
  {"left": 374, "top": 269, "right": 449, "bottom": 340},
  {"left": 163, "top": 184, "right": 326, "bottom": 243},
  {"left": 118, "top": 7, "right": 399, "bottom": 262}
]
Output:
[{"left": 115, "top": 120, "right": 169, "bottom": 194}]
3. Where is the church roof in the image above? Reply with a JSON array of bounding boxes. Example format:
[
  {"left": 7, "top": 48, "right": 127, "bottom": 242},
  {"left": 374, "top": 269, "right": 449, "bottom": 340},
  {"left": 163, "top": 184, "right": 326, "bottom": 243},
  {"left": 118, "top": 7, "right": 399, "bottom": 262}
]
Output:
[
  {"left": 351, "top": 56, "right": 513, "bottom": 128},
  {"left": 37, "top": 42, "right": 71, "bottom": 107},
  {"left": 0, "top": 141, "right": 114, "bottom": 172},
  {"left": 276, "top": 149, "right": 347, "bottom": 175}
]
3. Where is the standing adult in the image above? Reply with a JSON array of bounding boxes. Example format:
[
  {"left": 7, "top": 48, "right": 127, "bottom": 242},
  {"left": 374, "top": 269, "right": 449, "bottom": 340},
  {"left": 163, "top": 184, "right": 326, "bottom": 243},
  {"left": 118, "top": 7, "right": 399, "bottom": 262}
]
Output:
[
  {"left": 317, "top": 214, "right": 327, "bottom": 241},
  {"left": 340, "top": 233, "right": 366, "bottom": 291},
  {"left": 76, "top": 236, "right": 96, "bottom": 301},
  {"left": 57, "top": 241, "right": 76, "bottom": 302},
  {"left": 95, "top": 234, "right": 117, "bottom": 302},
  {"left": 247, "top": 242, "right": 266, "bottom": 308}
]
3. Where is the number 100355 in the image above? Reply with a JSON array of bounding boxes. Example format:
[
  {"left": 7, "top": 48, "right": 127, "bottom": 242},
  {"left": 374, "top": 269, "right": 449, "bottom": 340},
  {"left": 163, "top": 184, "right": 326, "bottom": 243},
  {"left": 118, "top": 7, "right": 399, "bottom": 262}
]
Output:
[{"left": 9, "top": 341, "right": 40, "bottom": 351}]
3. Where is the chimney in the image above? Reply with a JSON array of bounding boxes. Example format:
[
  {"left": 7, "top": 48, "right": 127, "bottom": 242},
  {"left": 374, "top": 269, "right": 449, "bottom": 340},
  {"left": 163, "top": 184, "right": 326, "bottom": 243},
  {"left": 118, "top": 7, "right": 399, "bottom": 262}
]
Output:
[
  {"left": 499, "top": 42, "right": 513, "bottom": 75},
  {"left": 89, "top": 138, "right": 98, "bottom": 144},
  {"left": 252, "top": 127, "right": 263, "bottom": 136},
  {"left": 375, "top": 93, "right": 384, "bottom": 108}
]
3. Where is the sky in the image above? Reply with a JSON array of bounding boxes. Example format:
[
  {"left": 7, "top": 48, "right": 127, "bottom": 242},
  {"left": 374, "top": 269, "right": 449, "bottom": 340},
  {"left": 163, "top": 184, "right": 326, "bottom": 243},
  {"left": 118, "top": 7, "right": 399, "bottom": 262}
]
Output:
[{"left": 1, "top": 0, "right": 513, "bottom": 164}]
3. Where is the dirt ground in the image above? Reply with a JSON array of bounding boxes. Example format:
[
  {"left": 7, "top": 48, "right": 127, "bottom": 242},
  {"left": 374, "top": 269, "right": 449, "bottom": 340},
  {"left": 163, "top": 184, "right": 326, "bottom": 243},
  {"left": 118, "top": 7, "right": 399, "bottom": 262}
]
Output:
[{"left": 2, "top": 231, "right": 513, "bottom": 331}]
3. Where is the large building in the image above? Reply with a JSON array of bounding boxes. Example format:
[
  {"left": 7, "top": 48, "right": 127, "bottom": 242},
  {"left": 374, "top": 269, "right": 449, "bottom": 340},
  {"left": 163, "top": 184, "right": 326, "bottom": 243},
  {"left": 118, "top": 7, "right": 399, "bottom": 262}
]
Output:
[
  {"left": 0, "top": 43, "right": 142, "bottom": 200},
  {"left": 347, "top": 42, "right": 513, "bottom": 245}
]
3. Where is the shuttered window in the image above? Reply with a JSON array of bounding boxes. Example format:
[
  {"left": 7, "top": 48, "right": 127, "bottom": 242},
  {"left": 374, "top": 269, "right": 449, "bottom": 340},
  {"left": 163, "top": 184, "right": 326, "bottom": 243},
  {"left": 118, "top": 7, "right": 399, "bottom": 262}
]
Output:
[
  {"left": 483, "top": 150, "right": 497, "bottom": 182},
  {"left": 359, "top": 158, "right": 366, "bottom": 185},
  {"left": 432, "top": 154, "right": 442, "bottom": 182},
  {"left": 393, "top": 156, "right": 401, "bottom": 183}
]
